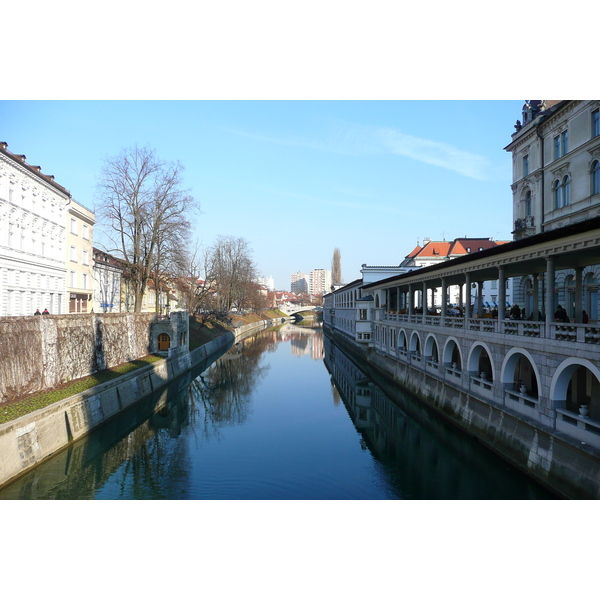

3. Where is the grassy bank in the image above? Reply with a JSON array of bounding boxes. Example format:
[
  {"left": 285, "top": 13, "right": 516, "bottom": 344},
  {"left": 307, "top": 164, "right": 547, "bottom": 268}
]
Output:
[
  {"left": 1, "top": 309, "right": 289, "bottom": 425},
  {"left": 0, "top": 354, "right": 164, "bottom": 425}
]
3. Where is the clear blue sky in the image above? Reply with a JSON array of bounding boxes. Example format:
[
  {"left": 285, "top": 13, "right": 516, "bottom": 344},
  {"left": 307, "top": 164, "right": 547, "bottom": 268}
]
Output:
[{"left": 1, "top": 100, "right": 524, "bottom": 290}]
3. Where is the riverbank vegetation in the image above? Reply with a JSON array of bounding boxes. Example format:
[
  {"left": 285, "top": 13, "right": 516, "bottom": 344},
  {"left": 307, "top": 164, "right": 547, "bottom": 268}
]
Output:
[
  {"left": 0, "top": 354, "right": 164, "bottom": 425},
  {"left": 1, "top": 309, "right": 289, "bottom": 424}
]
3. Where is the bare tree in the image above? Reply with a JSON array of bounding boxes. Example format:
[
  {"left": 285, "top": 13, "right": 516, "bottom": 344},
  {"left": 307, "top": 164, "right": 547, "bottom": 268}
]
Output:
[
  {"left": 331, "top": 247, "right": 342, "bottom": 286},
  {"left": 96, "top": 145, "right": 198, "bottom": 312},
  {"left": 210, "top": 235, "right": 257, "bottom": 313},
  {"left": 178, "top": 241, "right": 221, "bottom": 317}
]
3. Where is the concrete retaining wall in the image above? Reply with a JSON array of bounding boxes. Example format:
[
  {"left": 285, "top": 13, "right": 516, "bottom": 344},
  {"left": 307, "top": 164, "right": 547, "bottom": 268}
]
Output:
[
  {"left": 0, "top": 316, "right": 287, "bottom": 490},
  {"left": 327, "top": 326, "right": 600, "bottom": 499},
  {"left": 0, "top": 312, "right": 172, "bottom": 403}
]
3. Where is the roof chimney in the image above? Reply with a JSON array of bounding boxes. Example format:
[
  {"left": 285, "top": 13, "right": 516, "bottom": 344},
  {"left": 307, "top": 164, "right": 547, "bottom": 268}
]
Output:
[{"left": 0, "top": 142, "right": 7, "bottom": 150}]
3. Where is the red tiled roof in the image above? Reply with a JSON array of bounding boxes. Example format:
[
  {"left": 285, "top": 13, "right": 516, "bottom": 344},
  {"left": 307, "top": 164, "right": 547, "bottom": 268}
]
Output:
[{"left": 417, "top": 241, "right": 452, "bottom": 258}]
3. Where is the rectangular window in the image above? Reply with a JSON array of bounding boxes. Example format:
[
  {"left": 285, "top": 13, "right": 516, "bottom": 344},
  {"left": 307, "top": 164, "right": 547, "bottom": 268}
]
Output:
[
  {"left": 70, "top": 246, "right": 77, "bottom": 262},
  {"left": 82, "top": 250, "right": 89, "bottom": 265},
  {"left": 554, "top": 136, "right": 560, "bottom": 160},
  {"left": 69, "top": 271, "right": 76, "bottom": 287},
  {"left": 359, "top": 309, "right": 368, "bottom": 320},
  {"left": 561, "top": 131, "right": 568, "bottom": 155},
  {"left": 523, "top": 154, "right": 529, "bottom": 177},
  {"left": 70, "top": 218, "right": 77, "bottom": 234},
  {"left": 83, "top": 224, "right": 89, "bottom": 240},
  {"left": 593, "top": 109, "right": 600, "bottom": 138},
  {"left": 82, "top": 273, "right": 88, "bottom": 289},
  {"left": 491, "top": 280, "right": 498, "bottom": 289}
]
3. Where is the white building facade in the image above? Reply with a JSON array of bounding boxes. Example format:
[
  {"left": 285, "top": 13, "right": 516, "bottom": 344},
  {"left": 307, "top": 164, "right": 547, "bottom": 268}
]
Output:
[
  {"left": 93, "top": 248, "right": 123, "bottom": 313},
  {"left": 0, "top": 143, "right": 71, "bottom": 316},
  {"left": 506, "top": 100, "right": 600, "bottom": 320}
]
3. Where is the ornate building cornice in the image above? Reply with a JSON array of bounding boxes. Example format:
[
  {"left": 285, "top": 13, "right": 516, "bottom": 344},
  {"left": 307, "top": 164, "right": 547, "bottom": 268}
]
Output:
[{"left": 550, "top": 161, "right": 570, "bottom": 179}]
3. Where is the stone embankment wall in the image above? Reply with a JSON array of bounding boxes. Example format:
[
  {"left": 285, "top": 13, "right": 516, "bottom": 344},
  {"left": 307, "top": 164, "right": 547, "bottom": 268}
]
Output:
[
  {"left": 0, "top": 313, "right": 158, "bottom": 403},
  {"left": 327, "top": 327, "right": 600, "bottom": 499},
  {"left": 0, "top": 316, "right": 287, "bottom": 489}
]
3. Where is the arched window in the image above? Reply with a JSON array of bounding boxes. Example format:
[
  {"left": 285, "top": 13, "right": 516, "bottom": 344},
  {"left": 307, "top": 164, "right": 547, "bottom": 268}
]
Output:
[
  {"left": 592, "top": 160, "right": 600, "bottom": 196},
  {"left": 562, "top": 175, "right": 570, "bottom": 206},
  {"left": 553, "top": 179, "right": 562, "bottom": 209}
]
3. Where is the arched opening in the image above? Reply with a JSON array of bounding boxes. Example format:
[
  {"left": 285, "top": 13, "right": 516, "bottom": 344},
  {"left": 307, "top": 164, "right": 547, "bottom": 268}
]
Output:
[
  {"left": 443, "top": 339, "right": 462, "bottom": 372},
  {"left": 409, "top": 332, "right": 421, "bottom": 358},
  {"left": 503, "top": 350, "right": 539, "bottom": 398},
  {"left": 469, "top": 344, "right": 493, "bottom": 382},
  {"left": 158, "top": 333, "right": 171, "bottom": 351},
  {"left": 424, "top": 335, "right": 439, "bottom": 363},
  {"left": 552, "top": 359, "right": 600, "bottom": 421},
  {"left": 398, "top": 330, "right": 408, "bottom": 355},
  {"left": 566, "top": 367, "right": 600, "bottom": 419}
]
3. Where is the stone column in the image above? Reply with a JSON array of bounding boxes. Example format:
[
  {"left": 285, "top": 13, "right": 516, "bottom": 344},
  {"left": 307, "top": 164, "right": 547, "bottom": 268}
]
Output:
[
  {"left": 441, "top": 278, "right": 447, "bottom": 317},
  {"left": 575, "top": 266, "right": 584, "bottom": 323},
  {"left": 545, "top": 257, "right": 555, "bottom": 333},
  {"left": 477, "top": 281, "right": 484, "bottom": 316},
  {"left": 408, "top": 283, "right": 413, "bottom": 317},
  {"left": 422, "top": 281, "right": 427, "bottom": 324},
  {"left": 531, "top": 273, "right": 538, "bottom": 320},
  {"left": 465, "top": 273, "right": 471, "bottom": 319},
  {"left": 498, "top": 266, "right": 506, "bottom": 321}
]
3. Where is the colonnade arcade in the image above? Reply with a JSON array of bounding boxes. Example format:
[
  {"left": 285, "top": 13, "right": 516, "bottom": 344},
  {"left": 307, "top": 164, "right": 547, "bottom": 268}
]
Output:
[{"left": 362, "top": 217, "right": 600, "bottom": 447}]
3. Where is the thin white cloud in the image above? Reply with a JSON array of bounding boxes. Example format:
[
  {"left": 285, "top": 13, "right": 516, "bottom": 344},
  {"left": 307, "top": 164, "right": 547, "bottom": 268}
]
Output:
[
  {"left": 375, "top": 126, "right": 491, "bottom": 180},
  {"left": 224, "top": 121, "right": 492, "bottom": 181}
]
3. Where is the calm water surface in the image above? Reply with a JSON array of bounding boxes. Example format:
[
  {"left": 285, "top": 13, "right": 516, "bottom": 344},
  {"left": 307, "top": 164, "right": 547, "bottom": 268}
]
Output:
[{"left": 0, "top": 322, "right": 556, "bottom": 499}]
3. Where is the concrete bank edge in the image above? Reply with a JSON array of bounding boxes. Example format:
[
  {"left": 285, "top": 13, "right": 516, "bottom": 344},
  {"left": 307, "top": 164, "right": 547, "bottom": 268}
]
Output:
[{"left": 0, "top": 317, "right": 289, "bottom": 490}]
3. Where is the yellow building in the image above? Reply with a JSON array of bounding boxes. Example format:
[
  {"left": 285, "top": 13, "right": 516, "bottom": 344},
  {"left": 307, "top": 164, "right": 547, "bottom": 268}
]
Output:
[{"left": 66, "top": 200, "right": 95, "bottom": 312}]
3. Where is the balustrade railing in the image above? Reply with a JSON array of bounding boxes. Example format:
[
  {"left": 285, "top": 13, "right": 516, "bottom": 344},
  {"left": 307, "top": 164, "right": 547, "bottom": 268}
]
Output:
[
  {"left": 377, "top": 311, "right": 600, "bottom": 347},
  {"left": 505, "top": 389, "right": 539, "bottom": 409}
]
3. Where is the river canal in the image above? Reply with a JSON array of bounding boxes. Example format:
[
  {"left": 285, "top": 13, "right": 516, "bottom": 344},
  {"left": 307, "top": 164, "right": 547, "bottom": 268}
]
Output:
[{"left": 0, "top": 321, "right": 556, "bottom": 500}]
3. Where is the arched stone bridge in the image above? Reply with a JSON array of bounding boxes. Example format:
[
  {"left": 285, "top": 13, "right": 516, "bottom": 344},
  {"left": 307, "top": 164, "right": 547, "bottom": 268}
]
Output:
[{"left": 278, "top": 305, "right": 321, "bottom": 316}]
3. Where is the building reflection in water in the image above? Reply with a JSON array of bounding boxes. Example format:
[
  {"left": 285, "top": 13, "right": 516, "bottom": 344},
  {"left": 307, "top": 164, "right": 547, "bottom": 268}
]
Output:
[{"left": 323, "top": 334, "right": 556, "bottom": 499}]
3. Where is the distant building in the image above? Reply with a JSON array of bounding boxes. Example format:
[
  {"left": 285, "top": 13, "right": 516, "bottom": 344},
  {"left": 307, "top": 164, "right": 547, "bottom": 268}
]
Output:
[
  {"left": 400, "top": 237, "right": 512, "bottom": 309},
  {"left": 309, "top": 268, "right": 331, "bottom": 296},
  {"left": 291, "top": 271, "right": 309, "bottom": 293},
  {"left": 257, "top": 275, "right": 275, "bottom": 292},
  {"left": 92, "top": 248, "right": 122, "bottom": 313}
]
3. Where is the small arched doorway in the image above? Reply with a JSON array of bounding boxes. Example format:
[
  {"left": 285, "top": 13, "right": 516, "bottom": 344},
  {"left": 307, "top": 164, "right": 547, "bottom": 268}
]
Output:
[{"left": 158, "top": 333, "right": 171, "bottom": 351}]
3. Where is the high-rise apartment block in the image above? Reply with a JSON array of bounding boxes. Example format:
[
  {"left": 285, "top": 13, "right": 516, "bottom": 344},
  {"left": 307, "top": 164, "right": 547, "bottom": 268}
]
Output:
[
  {"left": 309, "top": 269, "right": 331, "bottom": 296},
  {"left": 291, "top": 271, "right": 309, "bottom": 293}
]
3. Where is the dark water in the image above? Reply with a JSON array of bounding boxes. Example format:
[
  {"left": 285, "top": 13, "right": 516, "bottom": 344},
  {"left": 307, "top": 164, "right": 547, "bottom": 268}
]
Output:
[{"left": 0, "top": 322, "right": 556, "bottom": 499}]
